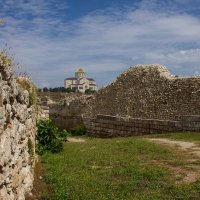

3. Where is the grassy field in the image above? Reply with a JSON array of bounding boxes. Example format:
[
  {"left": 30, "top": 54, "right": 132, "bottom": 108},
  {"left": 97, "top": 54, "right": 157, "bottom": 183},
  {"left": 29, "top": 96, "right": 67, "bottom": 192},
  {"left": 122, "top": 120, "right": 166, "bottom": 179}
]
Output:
[{"left": 41, "top": 135, "right": 200, "bottom": 200}]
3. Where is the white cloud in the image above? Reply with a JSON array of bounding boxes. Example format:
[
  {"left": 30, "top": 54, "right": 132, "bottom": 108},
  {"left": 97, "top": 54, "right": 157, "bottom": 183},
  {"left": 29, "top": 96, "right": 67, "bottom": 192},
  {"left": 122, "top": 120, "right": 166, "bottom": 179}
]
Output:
[{"left": 0, "top": 0, "right": 200, "bottom": 87}]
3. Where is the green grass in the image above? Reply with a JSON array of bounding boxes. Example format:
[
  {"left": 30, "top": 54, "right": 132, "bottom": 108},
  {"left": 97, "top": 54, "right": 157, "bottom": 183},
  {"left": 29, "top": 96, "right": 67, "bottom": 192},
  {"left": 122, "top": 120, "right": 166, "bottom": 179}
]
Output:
[
  {"left": 145, "top": 132, "right": 200, "bottom": 144},
  {"left": 41, "top": 136, "right": 200, "bottom": 200}
]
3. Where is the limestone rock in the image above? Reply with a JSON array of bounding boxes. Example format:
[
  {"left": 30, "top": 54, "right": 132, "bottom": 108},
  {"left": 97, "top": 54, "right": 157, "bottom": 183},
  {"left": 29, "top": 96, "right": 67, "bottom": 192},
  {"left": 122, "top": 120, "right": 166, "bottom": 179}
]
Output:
[
  {"left": 85, "top": 64, "right": 200, "bottom": 120},
  {"left": 0, "top": 54, "right": 36, "bottom": 200}
]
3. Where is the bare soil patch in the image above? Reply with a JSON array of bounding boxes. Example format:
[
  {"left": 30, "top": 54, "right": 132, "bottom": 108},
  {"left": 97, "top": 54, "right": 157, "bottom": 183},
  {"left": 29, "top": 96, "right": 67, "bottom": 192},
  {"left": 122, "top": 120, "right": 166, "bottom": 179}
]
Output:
[
  {"left": 148, "top": 138, "right": 200, "bottom": 157},
  {"left": 25, "top": 156, "right": 53, "bottom": 200},
  {"left": 112, "top": 175, "right": 129, "bottom": 182},
  {"left": 67, "top": 137, "right": 86, "bottom": 143},
  {"left": 90, "top": 165, "right": 113, "bottom": 170},
  {"left": 147, "top": 138, "right": 200, "bottom": 184}
]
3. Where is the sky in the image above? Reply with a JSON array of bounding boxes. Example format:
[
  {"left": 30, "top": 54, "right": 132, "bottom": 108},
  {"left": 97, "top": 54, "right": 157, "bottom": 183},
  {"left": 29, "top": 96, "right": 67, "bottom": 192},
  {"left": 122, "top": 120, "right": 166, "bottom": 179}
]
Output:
[{"left": 0, "top": 0, "right": 200, "bottom": 88}]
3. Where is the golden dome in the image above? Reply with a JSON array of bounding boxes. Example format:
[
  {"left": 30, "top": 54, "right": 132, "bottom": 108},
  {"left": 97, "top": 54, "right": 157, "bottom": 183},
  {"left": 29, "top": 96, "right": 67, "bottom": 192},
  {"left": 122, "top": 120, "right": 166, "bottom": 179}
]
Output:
[{"left": 76, "top": 68, "right": 85, "bottom": 73}]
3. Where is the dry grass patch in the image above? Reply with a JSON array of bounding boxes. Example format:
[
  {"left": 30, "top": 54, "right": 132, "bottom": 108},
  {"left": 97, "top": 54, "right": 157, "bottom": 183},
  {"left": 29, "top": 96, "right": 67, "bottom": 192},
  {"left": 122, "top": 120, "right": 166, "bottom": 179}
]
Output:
[{"left": 90, "top": 165, "right": 113, "bottom": 170}]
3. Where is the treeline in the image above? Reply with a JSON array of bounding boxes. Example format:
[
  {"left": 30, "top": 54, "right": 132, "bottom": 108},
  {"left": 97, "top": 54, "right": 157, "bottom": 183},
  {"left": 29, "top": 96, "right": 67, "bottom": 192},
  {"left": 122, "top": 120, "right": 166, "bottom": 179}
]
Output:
[
  {"left": 38, "top": 87, "right": 95, "bottom": 94},
  {"left": 38, "top": 87, "right": 75, "bottom": 93}
]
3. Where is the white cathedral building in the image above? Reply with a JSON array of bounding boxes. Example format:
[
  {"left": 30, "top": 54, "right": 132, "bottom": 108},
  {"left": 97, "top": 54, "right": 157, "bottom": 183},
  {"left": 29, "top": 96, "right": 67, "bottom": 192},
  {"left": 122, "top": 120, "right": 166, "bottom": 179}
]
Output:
[{"left": 64, "top": 68, "right": 97, "bottom": 93}]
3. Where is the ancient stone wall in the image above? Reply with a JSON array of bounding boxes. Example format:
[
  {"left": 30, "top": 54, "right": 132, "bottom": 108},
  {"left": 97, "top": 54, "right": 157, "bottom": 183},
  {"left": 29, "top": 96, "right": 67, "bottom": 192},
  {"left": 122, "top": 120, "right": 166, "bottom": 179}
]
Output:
[
  {"left": 84, "top": 115, "right": 200, "bottom": 138},
  {"left": 85, "top": 65, "right": 200, "bottom": 120},
  {"left": 37, "top": 93, "right": 94, "bottom": 130},
  {"left": 0, "top": 54, "right": 36, "bottom": 200},
  {"left": 49, "top": 101, "right": 84, "bottom": 130}
]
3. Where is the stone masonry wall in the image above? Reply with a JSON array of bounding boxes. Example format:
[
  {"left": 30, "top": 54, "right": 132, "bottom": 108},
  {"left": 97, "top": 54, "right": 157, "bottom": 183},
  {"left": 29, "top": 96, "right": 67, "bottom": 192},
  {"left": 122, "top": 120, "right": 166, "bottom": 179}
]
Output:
[
  {"left": 37, "top": 93, "right": 94, "bottom": 130},
  {"left": 49, "top": 101, "right": 84, "bottom": 130},
  {"left": 84, "top": 115, "right": 200, "bottom": 138},
  {"left": 85, "top": 65, "right": 200, "bottom": 120},
  {"left": 0, "top": 54, "right": 36, "bottom": 200}
]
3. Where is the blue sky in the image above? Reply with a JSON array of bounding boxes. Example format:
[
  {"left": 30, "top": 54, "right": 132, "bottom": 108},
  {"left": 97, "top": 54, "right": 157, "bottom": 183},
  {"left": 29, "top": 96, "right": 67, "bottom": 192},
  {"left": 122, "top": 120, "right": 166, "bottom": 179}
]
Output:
[{"left": 0, "top": 0, "right": 200, "bottom": 88}]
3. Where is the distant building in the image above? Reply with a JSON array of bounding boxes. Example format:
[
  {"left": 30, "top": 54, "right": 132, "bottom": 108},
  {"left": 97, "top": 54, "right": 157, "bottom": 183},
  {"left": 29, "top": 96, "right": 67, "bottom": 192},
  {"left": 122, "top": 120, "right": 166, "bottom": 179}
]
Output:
[{"left": 64, "top": 68, "right": 97, "bottom": 93}]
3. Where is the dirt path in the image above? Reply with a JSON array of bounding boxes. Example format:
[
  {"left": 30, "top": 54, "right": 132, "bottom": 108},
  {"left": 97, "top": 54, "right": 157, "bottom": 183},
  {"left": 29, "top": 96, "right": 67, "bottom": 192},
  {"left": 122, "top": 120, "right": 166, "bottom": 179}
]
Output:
[
  {"left": 147, "top": 138, "right": 200, "bottom": 184},
  {"left": 147, "top": 138, "right": 200, "bottom": 157},
  {"left": 67, "top": 137, "right": 86, "bottom": 143}
]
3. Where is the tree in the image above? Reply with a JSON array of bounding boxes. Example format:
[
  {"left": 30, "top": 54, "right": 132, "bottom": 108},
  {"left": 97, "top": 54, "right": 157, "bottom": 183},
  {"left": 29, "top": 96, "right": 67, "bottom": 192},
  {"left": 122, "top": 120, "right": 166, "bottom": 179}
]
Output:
[
  {"left": 85, "top": 89, "right": 95, "bottom": 94},
  {"left": 65, "top": 87, "right": 72, "bottom": 93},
  {"left": 43, "top": 87, "right": 49, "bottom": 92}
]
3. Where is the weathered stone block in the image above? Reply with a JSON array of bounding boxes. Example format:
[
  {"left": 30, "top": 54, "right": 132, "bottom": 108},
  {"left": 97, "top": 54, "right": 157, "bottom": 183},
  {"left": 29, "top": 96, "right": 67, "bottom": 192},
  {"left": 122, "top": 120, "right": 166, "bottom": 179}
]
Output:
[{"left": 181, "top": 115, "right": 200, "bottom": 122}]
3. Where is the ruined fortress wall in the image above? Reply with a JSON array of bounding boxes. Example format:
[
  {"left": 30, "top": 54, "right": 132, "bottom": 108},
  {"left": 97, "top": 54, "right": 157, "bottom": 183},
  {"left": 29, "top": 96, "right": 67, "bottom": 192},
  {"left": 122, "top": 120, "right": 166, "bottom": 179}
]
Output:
[
  {"left": 37, "top": 93, "right": 94, "bottom": 130},
  {"left": 49, "top": 103, "right": 84, "bottom": 130},
  {"left": 84, "top": 115, "right": 200, "bottom": 138},
  {"left": 84, "top": 115, "right": 181, "bottom": 137},
  {"left": 86, "top": 65, "right": 200, "bottom": 120},
  {"left": 0, "top": 55, "right": 36, "bottom": 200}
]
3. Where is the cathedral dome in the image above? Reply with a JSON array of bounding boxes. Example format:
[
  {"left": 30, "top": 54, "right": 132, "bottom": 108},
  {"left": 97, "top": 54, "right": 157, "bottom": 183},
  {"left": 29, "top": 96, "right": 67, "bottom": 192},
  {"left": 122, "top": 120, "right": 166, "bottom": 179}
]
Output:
[{"left": 76, "top": 68, "right": 85, "bottom": 73}]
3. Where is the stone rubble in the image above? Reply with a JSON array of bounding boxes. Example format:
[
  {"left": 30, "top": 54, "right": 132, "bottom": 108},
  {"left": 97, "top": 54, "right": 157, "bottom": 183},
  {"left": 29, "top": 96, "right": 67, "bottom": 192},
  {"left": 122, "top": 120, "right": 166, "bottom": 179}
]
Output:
[{"left": 85, "top": 64, "right": 200, "bottom": 120}]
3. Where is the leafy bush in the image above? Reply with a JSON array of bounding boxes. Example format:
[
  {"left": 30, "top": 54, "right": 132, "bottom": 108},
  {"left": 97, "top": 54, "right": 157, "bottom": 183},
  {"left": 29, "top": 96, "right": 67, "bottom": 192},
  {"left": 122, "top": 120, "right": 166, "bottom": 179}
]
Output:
[
  {"left": 35, "top": 144, "right": 46, "bottom": 156},
  {"left": 56, "top": 129, "right": 70, "bottom": 141},
  {"left": 50, "top": 139, "right": 63, "bottom": 153},
  {"left": 69, "top": 124, "right": 86, "bottom": 136},
  {"left": 36, "top": 119, "right": 68, "bottom": 155}
]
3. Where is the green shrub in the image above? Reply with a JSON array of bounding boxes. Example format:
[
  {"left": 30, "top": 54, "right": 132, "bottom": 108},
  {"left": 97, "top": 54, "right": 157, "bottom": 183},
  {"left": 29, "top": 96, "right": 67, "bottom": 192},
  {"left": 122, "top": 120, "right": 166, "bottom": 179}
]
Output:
[
  {"left": 49, "top": 139, "right": 63, "bottom": 153},
  {"left": 69, "top": 124, "right": 86, "bottom": 136},
  {"left": 36, "top": 119, "right": 68, "bottom": 155},
  {"left": 35, "top": 144, "right": 46, "bottom": 156},
  {"left": 56, "top": 129, "right": 70, "bottom": 141}
]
